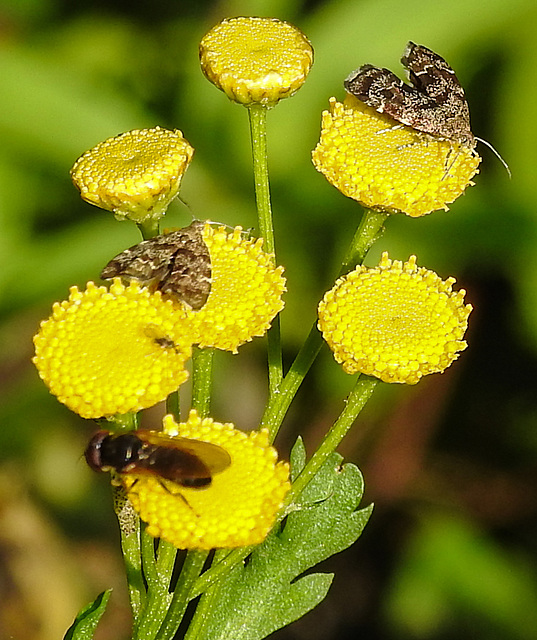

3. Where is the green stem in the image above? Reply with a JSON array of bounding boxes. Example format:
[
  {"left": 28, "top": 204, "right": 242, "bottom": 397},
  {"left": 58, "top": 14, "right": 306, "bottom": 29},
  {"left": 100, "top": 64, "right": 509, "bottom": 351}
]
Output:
[
  {"left": 138, "top": 218, "right": 160, "bottom": 239},
  {"left": 133, "top": 348, "right": 214, "bottom": 637},
  {"left": 248, "top": 104, "right": 283, "bottom": 396},
  {"left": 261, "top": 322, "right": 323, "bottom": 442},
  {"left": 166, "top": 390, "right": 180, "bottom": 420},
  {"left": 132, "top": 580, "right": 172, "bottom": 640},
  {"left": 191, "top": 346, "right": 214, "bottom": 417},
  {"left": 340, "top": 209, "right": 388, "bottom": 273},
  {"left": 184, "top": 210, "right": 387, "bottom": 610},
  {"left": 261, "top": 209, "right": 387, "bottom": 442},
  {"left": 120, "top": 518, "right": 145, "bottom": 623},
  {"left": 248, "top": 105, "right": 275, "bottom": 254},
  {"left": 107, "top": 411, "right": 138, "bottom": 433},
  {"left": 156, "top": 539, "right": 178, "bottom": 581},
  {"left": 132, "top": 536, "right": 176, "bottom": 640},
  {"left": 155, "top": 551, "right": 208, "bottom": 640},
  {"left": 141, "top": 527, "right": 159, "bottom": 586},
  {"left": 133, "top": 545, "right": 204, "bottom": 640},
  {"left": 285, "top": 375, "right": 379, "bottom": 505},
  {"left": 132, "top": 345, "right": 214, "bottom": 638},
  {"left": 183, "top": 572, "right": 220, "bottom": 639},
  {"left": 189, "top": 546, "right": 252, "bottom": 601}
]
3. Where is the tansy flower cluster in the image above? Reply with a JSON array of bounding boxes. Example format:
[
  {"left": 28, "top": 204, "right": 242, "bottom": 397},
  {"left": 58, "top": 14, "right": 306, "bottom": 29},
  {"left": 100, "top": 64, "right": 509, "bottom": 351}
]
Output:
[
  {"left": 120, "top": 411, "right": 290, "bottom": 549},
  {"left": 33, "top": 226, "right": 287, "bottom": 547},
  {"left": 32, "top": 23, "right": 480, "bottom": 566},
  {"left": 33, "top": 223, "right": 285, "bottom": 419},
  {"left": 318, "top": 253, "right": 472, "bottom": 384},
  {"left": 33, "top": 115, "right": 291, "bottom": 550},
  {"left": 312, "top": 96, "right": 481, "bottom": 217},
  {"left": 199, "top": 16, "right": 313, "bottom": 106}
]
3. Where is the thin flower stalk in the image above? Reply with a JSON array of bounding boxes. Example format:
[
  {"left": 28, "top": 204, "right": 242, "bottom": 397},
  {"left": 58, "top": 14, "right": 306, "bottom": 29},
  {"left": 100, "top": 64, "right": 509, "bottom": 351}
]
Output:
[
  {"left": 150, "top": 552, "right": 208, "bottom": 640},
  {"left": 191, "top": 346, "right": 215, "bottom": 417},
  {"left": 248, "top": 104, "right": 282, "bottom": 395},
  {"left": 261, "top": 209, "right": 388, "bottom": 442},
  {"left": 285, "top": 375, "right": 379, "bottom": 505},
  {"left": 119, "top": 517, "right": 145, "bottom": 622}
]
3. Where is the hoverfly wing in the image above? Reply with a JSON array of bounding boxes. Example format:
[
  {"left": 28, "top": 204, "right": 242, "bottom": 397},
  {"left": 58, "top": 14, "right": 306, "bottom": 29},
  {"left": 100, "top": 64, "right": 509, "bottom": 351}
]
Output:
[
  {"left": 136, "top": 432, "right": 231, "bottom": 487},
  {"left": 171, "top": 437, "right": 231, "bottom": 474}
]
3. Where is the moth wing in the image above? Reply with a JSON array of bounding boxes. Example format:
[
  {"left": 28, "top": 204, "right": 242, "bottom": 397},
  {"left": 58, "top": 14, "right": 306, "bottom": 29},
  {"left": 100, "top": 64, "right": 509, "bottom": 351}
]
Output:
[
  {"left": 159, "top": 223, "right": 212, "bottom": 310},
  {"left": 402, "top": 41, "right": 467, "bottom": 103},
  {"left": 100, "top": 232, "right": 186, "bottom": 285},
  {"left": 345, "top": 64, "right": 434, "bottom": 127}
]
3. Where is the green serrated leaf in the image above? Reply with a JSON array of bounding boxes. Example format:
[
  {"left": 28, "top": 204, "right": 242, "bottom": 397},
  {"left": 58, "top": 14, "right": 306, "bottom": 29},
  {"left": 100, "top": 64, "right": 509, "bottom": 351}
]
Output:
[
  {"left": 197, "top": 449, "right": 373, "bottom": 640},
  {"left": 63, "top": 589, "right": 112, "bottom": 640}
]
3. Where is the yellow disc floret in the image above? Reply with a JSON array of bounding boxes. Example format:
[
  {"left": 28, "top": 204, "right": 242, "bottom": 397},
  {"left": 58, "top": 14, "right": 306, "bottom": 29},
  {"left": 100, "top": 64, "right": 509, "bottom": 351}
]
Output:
[
  {"left": 318, "top": 253, "right": 472, "bottom": 384},
  {"left": 71, "top": 127, "right": 194, "bottom": 223},
  {"left": 312, "top": 97, "right": 481, "bottom": 217},
  {"left": 33, "top": 279, "right": 193, "bottom": 419},
  {"left": 122, "top": 410, "right": 290, "bottom": 549},
  {"left": 187, "top": 224, "right": 286, "bottom": 352},
  {"left": 199, "top": 16, "right": 313, "bottom": 106}
]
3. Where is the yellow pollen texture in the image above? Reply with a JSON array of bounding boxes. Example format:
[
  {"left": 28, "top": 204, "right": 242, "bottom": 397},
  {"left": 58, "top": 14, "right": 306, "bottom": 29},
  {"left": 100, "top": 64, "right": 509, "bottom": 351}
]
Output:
[
  {"left": 312, "top": 97, "right": 481, "bottom": 217},
  {"left": 199, "top": 16, "right": 313, "bottom": 106},
  {"left": 33, "top": 279, "right": 193, "bottom": 418},
  {"left": 187, "top": 224, "right": 286, "bottom": 352},
  {"left": 122, "top": 410, "right": 290, "bottom": 549},
  {"left": 70, "top": 127, "right": 194, "bottom": 222},
  {"left": 318, "top": 253, "right": 472, "bottom": 384}
]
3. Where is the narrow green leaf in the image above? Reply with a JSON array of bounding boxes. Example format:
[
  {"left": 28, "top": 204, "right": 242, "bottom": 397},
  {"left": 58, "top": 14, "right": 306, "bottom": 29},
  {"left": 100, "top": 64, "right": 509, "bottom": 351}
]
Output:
[
  {"left": 289, "top": 436, "right": 307, "bottom": 481},
  {"left": 63, "top": 589, "right": 112, "bottom": 640},
  {"left": 199, "top": 446, "right": 373, "bottom": 640}
]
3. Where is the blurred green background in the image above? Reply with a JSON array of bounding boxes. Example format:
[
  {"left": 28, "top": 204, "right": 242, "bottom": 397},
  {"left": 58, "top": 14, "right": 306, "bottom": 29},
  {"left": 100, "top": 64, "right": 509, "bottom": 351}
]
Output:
[{"left": 1, "top": 0, "right": 537, "bottom": 638}]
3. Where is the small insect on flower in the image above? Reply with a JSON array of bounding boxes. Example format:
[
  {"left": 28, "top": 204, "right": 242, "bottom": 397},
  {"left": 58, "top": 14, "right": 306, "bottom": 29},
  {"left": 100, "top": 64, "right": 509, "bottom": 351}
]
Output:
[
  {"left": 85, "top": 430, "right": 231, "bottom": 488},
  {"left": 153, "top": 335, "right": 178, "bottom": 351},
  {"left": 344, "top": 42, "right": 476, "bottom": 149},
  {"left": 100, "top": 221, "right": 212, "bottom": 310},
  {"left": 344, "top": 42, "right": 509, "bottom": 175}
]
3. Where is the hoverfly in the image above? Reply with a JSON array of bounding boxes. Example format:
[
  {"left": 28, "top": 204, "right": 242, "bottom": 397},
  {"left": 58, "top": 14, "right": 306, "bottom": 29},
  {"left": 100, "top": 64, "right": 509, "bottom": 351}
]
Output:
[{"left": 85, "top": 430, "right": 231, "bottom": 489}]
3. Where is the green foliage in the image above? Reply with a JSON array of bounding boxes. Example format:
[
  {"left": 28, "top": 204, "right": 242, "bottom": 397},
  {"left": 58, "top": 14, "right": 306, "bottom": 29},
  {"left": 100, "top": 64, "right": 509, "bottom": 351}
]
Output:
[
  {"left": 385, "top": 512, "right": 537, "bottom": 639},
  {"left": 196, "top": 438, "right": 372, "bottom": 639},
  {"left": 63, "top": 590, "right": 112, "bottom": 640}
]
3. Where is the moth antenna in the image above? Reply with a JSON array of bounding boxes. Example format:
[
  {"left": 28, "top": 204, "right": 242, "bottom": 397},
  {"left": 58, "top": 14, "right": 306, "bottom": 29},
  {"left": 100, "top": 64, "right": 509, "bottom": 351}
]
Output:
[{"left": 475, "top": 136, "right": 511, "bottom": 179}]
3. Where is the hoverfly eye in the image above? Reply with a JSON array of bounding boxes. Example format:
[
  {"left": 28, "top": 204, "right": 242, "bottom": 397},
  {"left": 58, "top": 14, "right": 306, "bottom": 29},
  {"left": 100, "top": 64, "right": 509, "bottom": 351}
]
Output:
[{"left": 84, "top": 431, "right": 110, "bottom": 471}]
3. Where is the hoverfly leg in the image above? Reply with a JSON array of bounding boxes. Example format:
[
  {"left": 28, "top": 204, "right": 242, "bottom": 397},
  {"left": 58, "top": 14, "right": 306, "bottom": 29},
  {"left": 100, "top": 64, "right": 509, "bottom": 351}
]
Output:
[{"left": 158, "top": 479, "right": 200, "bottom": 517}]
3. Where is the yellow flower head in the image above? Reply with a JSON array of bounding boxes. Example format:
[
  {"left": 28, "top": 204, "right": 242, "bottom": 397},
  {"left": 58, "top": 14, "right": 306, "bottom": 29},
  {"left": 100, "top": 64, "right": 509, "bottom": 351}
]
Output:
[
  {"left": 188, "top": 223, "right": 286, "bottom": 352},
  {"left": 121, "top": 410, "right": 290, "bottom": 549},
  {"left": 318, "top": 253, "right": 472, "bottom": 384},
  {"left": 199, "top": 17, "right": 313, "bottom": 106},
  {"left": 70, "top": 127, "right": 194, "bottom": 223},
  {"left": 312, "top": 97, "right": 481, "bottom": 217},
  {"left": 33, "top": 279, "right": 193, "bottom": 419}
]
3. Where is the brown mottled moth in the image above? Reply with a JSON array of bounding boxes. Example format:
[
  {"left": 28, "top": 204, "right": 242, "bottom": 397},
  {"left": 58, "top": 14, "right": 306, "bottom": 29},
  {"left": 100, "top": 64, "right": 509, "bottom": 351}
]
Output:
[
  {"left": 344, "top": 42, "right": 475, "bottom": 148},
  {"left": 344, "top": 42, "right": 509, "bottom": 173},
  {"left": 101, "top": 220, "right": 211, "bottom": 310}
]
